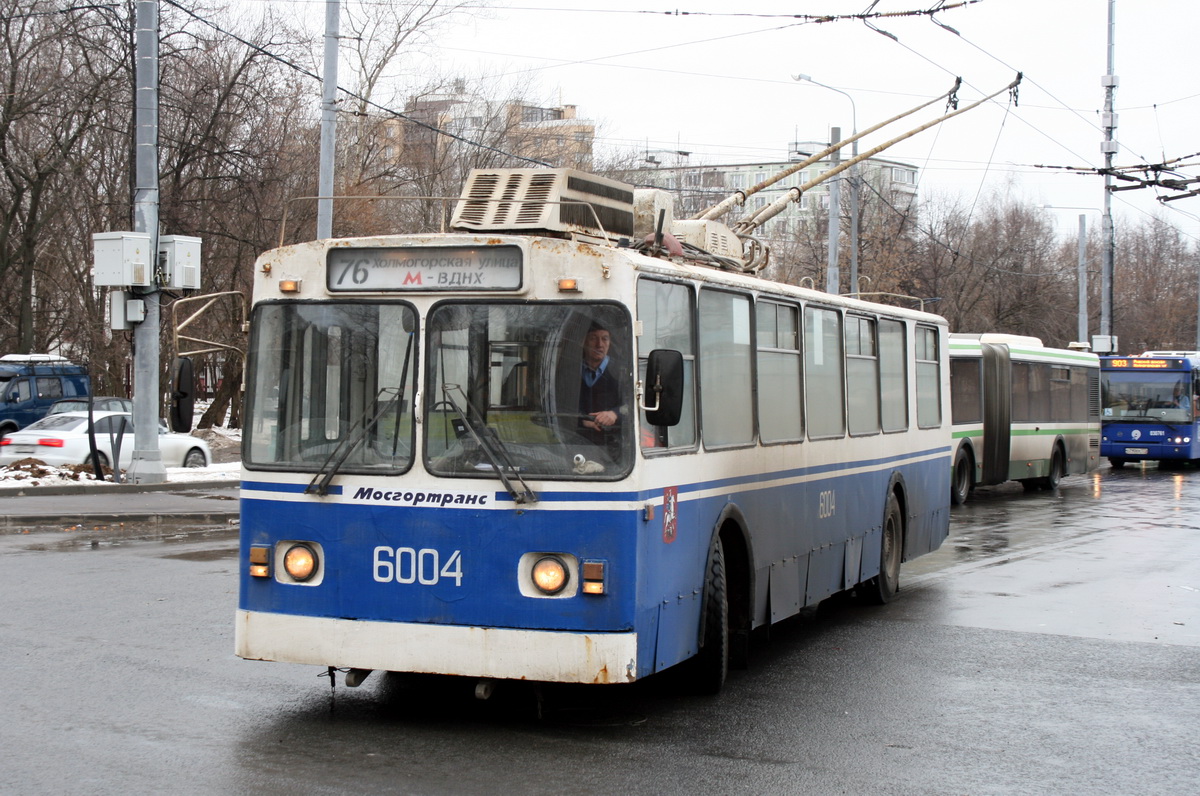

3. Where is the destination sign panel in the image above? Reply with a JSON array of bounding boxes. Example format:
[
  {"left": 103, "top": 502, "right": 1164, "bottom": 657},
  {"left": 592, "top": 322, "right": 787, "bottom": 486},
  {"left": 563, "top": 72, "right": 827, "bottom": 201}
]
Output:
[
  {"left": 1107, "top": 358, "right": 1177, "bottom": 369},
  {"left": 326, "top": 245, "right": 522, "bottom": 292}
]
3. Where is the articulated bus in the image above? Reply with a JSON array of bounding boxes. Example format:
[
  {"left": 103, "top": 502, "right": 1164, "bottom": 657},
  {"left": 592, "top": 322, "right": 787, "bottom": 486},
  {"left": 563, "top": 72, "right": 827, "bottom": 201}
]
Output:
[
  {"left": 1101, "top": 352, "right": 1200, "bottom": 466},
  {"left": 948, "top": 334, "right": 1101, "bottom": 503},
  {"left": 235, "top": 168, "right": 951, "bottom": 694}
]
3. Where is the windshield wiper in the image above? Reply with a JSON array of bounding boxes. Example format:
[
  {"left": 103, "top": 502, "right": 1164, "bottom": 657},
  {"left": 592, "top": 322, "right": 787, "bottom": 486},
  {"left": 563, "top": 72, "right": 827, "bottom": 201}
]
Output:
[
  {"left": 306, "top": 332, "right": 415, "bottom": 496},
  {"left": 441, "top": 383, "right": 537, "bottom": 504},
  {"left": 306, "top": 387, "right": 406, "bottom": 496}
]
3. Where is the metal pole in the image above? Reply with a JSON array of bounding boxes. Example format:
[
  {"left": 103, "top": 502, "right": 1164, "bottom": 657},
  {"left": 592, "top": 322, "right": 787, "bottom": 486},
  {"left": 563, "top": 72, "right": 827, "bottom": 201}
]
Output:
[
  {"left": 795, "top": 75, "right": 858, "bottom": 293},
  {"left": 1077, "top": 214, "right": 1088, "bottom": 343},
  {"left": 316, "top": 0, "right": 340, "bottom": 239},
  {"left": 1100, "top": 0, "right": 1117, "bottom": 345},
  {"left": 128, "top": 0, "right": 164, "bottom": 484},
  {"left": 826, "top": 126, "right": 841, "bottom": 294}
]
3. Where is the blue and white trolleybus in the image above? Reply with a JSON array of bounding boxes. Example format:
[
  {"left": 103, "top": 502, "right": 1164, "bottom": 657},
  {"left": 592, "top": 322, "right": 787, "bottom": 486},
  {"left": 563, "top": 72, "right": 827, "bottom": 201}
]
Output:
[{"left": 235, "top": 168, "right": 952, "bottom": 693}]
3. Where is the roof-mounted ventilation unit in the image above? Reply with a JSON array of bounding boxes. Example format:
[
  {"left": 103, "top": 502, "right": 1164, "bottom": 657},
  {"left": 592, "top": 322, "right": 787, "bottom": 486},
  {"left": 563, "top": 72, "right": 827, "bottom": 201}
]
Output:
[
  {"left": 451, "top": 168, "right": 635, "bottom": 239},
  {"left": 669, "top": 219, "right": 745, "bottom": 262}
]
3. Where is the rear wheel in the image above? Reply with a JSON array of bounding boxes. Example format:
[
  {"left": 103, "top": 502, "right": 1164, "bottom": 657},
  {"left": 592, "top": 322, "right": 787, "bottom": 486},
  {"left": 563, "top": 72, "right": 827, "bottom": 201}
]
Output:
[
  {"left": 1043, "top": 445, "right": 1065, "bottom": 489},
  {"left": 88, "top": 451, "right": 109, "bottom": 468},
  {"left": 859, "top": 492, "right": 903, "bottom": 605},
  {"left": 183, "top": 448, "right": 207, "bottom": 468},
  {"left": 951, "top": 446, "right": 973, "bottom": 505}
]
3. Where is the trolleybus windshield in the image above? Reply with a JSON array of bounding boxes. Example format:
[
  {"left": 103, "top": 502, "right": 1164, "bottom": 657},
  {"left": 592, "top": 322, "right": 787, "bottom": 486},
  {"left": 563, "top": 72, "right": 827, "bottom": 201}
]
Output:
[
  {"left": 424, "top": 301, "right": 633, "bottom": 480},
  {"left": 245, "top": 301, "right": 418, "bottom": 473}
]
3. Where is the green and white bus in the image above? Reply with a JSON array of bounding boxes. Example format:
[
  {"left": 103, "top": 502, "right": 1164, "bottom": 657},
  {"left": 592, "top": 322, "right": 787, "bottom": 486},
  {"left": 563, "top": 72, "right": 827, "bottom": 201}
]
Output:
[{"left": 949, "top": 334, "right": 1100, "bottom": 504}]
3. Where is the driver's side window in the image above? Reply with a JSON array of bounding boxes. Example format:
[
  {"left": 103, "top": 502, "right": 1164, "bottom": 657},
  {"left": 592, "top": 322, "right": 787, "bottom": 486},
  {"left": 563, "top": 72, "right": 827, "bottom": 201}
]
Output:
[{"left": 637, "top": 279, "right": 697, "bottom": 451}]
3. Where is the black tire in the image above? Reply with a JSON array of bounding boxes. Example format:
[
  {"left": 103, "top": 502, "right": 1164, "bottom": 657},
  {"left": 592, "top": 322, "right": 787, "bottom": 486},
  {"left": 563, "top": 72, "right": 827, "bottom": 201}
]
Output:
[
  {"left": 951, "top": 446, "right": 973, "bottom": 505},
  {"left": 1109, "top": 458, "right": 1126, "bottom": 469},
  {"left": 1044, "top": 446, "right": 1065, "bottom": 489},
  {"left": 860, "top": 492, "right": 903, "bottom": 605},
  {"left": 183, "top": 448, "right": 207, "bottom": 468},
  {"left": 684, "top": 538, "right": 729, "bottom": 695},
  {"left": 89, "top": 451, "right": 109, "bottom": 468}
]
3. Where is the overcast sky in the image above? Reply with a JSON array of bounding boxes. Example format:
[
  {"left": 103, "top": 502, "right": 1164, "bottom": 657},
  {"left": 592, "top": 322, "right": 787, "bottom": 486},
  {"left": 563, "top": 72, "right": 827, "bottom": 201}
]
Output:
[{"left": 268, "top": 0, "right": 1200, "bottom": 241}]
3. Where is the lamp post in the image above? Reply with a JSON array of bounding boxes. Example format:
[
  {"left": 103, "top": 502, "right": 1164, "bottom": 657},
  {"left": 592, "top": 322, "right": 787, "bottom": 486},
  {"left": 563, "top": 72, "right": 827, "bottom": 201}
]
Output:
[
  {"left": 1042, "top": 205, "right": 1100, "bottom": 346},
  {"left": 794, "top": 74, "right": 859, "bottom": 295}
]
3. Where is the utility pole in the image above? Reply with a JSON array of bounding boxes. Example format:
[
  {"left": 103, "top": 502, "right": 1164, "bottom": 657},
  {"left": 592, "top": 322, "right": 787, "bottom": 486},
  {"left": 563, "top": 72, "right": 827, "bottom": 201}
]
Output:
[
  {"left": 794, "top": 75, "right": 859, "bottom": 294},
  {"left": 127, "top": 0, "right": 165, "bottom": 484},
  {"left": 316, "top": 0, "right": 340, "bottom": 239},
  {"left": 1099, "top": 0, "right": 1118, "bottom": 351},
  {"left": 826, "top": 126, "right": 841, "bottom": 294}
]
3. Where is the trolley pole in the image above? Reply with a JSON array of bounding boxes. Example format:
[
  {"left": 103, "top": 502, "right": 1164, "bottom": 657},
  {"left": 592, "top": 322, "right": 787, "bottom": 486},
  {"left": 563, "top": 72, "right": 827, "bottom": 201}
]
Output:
[{"left": 127, "top": 0, "right": 165, "bottom": 484}]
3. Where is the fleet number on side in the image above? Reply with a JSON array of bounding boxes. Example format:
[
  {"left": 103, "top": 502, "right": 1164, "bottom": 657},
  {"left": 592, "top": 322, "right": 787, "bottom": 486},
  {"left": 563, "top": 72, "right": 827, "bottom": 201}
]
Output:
[
  {"left": 373, "top": 547, "right": 463, "bottom": 586},
  {"left": 818, "top": 489, "right": 836, "bottom": 519}
]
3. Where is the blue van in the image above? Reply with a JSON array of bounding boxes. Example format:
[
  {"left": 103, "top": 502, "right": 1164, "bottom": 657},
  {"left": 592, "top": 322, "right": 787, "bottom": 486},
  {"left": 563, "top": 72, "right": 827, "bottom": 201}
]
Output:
[{"left": 0, "top": 355, "right": 91, "bottom": 438}]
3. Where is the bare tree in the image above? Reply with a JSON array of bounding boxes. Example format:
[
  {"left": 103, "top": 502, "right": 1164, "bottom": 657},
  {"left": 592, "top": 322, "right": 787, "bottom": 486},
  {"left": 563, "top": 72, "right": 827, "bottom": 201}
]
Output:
[{"left": 0, "top": 1, "right": 126, "bottom": 354}]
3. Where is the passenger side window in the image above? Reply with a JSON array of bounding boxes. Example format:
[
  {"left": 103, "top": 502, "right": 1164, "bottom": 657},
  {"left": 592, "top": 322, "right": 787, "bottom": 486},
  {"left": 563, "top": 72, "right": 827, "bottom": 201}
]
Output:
[
  {"left": 845, "top": 316, "right": 880, "bottom": 436},
  {"left": 879, "top": 319, "right": 908, "bottom": 432},
  {"left": 756, "top": 301, "right": 802, "bottom": 443},
  {"left": 699, "top": 289, "right": 753, "bottom": 447},
  {"left": 804, "top": 306, "right": 845, "bottom": 438},
  {"left": 36, "top": 377, "right": 64, "bottom": 400},
  {"left": 915, "top": 326, "right": 941, "bottom": 428}
]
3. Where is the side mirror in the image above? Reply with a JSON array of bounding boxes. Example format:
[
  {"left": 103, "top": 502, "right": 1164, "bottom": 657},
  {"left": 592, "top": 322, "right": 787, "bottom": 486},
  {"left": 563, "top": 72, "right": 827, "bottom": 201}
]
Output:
[
  {"left": 641, "top": 349, "right": 684, "bottom": 427},
  {"left": 170, "top": 356, "right": 195, "bottom": 432}
]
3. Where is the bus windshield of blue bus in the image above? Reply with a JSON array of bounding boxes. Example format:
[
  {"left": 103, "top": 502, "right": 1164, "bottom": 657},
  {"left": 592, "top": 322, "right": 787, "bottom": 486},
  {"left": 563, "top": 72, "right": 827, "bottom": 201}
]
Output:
[
  {"left": 425, "top": 302, "right": 634, "bottom": 480},
  {"left": 1102, "top": 371, "right": 1197, "bottom": 423},
  {"left": 245, "top": 301, "right": 418, "bottom": 473}
]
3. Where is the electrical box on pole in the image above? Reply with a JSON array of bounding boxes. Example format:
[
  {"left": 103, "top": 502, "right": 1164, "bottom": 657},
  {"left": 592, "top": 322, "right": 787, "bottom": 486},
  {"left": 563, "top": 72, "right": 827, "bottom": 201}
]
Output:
[
  {"left": 93, "top": 232, "right": 155, "bottom": 287},
  {"left": 158, "top": 235, "right": 201, "bottom": 289}
]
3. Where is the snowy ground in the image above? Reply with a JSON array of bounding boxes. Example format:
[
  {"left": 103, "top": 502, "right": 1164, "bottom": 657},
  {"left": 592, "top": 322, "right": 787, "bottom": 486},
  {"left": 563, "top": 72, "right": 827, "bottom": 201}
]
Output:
[{"left": 0, "top": 426, "right": 241, "bottom": 489}]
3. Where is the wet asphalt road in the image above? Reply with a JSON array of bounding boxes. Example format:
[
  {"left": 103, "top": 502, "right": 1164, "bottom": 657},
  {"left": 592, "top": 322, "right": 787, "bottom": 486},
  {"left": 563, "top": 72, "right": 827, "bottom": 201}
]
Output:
[{"left": 1, "top": 465, "right": 1197, "bottom": 795}]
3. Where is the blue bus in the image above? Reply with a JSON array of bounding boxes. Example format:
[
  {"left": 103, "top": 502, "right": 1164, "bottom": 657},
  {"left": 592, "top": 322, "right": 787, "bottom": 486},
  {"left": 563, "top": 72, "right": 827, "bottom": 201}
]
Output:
[
  {"left": 235, "top": 168, "right": 952, "bottom": 693},
  {"left": 1101, "top": 351, "right": 1200, "bottom": 466}
]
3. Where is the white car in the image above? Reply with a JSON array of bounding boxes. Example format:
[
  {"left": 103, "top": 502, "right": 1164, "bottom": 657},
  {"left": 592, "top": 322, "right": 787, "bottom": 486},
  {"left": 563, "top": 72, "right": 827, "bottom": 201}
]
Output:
[{"left": 0, "top": 411, "right": 210, "bottom": 469}]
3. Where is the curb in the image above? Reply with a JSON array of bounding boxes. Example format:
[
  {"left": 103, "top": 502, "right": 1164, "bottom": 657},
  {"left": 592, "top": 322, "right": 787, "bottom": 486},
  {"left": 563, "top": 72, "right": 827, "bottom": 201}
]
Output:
[
  {"left": 0, "top": 478, "right": 240, "bottom": 497},
  {"left": 3, "top": 510, "right": 241, "bottom": 529}
]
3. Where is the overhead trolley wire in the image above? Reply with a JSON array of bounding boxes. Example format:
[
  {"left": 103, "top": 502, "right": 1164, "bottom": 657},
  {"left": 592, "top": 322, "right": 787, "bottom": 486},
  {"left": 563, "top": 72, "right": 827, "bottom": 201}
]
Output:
[{"left": 160, "top": 0, "right": 551, "bottom": 167}]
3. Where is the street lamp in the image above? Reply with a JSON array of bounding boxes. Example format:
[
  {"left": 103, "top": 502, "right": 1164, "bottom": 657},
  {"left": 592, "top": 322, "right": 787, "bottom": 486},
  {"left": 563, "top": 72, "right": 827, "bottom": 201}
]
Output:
[
  {"left": 1042, "top": 205, "right": 1100, "bottom": 346},
  {"left": 793, "top": 74, "right": 859, "bottom": 295}
]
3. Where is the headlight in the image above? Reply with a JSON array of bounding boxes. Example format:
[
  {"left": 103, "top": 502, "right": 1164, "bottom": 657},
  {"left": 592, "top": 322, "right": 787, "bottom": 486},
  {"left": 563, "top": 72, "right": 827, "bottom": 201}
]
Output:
[
  {"left": 283, "top": 543, "right": 319, "bottom": 582},
  {"left": 531, "top": 556, "right": 569, "bottom": 595}
]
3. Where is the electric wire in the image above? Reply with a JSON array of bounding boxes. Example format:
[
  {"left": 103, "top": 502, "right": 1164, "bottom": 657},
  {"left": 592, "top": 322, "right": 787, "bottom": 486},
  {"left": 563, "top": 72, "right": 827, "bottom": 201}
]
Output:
[{"left": 160, "top": 0, "right": 551, "bottom": 167}]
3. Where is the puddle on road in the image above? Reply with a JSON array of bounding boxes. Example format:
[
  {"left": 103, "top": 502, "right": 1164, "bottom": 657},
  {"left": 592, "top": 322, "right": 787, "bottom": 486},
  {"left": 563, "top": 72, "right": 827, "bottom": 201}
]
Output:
[
  {"left": 160, "top": 546, "right": 240, "bottom": 561},
  {"left": 1, "top": 522, "right": 239, "bottom": 555},
  {"left": 909, "top": 462, "right": 1200, "bottom": 578}
]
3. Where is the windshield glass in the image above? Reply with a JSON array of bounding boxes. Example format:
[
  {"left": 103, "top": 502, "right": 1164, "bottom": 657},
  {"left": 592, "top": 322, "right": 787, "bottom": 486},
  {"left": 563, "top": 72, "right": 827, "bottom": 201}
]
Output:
[
  {"left": 244, "top": 301, "right": 418, "bottom": 473},
  {"left": 425, "top": 302, "right": 633, "bottom": 480},
  {"left": 1102, "top": 372, "right": 1195, "bottom": 424}
]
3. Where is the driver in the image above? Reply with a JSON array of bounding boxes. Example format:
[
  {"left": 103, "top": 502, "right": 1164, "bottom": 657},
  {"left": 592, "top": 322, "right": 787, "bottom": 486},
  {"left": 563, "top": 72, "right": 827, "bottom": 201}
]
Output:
[{"left": 579, "top": 321, "right": 620, "bottom": 443}]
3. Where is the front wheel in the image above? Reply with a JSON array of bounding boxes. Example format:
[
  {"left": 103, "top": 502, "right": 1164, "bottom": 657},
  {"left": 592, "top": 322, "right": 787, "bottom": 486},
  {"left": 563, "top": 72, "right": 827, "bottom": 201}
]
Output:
[
  {"left": 183, "top": 448, "right": 207, "bottom": 468},
  {"left": 1108, "top": 458, "right": 1127, "bottom": 469},
  {"left": 859, "top": 492, "right": 903, "bottom": 605},
  {"left": 682, "top": 538, "right": 729, "bottom": 694}
]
